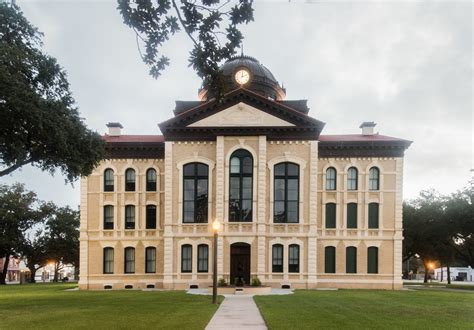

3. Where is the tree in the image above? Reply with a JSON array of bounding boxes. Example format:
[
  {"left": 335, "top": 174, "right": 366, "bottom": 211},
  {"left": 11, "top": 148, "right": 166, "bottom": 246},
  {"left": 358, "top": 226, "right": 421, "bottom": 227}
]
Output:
[
  {"left": 44, "top": 206, "right": 80, "bottom": 282},
  {"left": 0, "top": 183, "right": 52, "bottom": 284},
  {"left": 0, "top": 3, "right": 105, "bottom": 181},
  {"left": 117, "top": 0, "right": 254, "bottom": 97},
  {"left": 19, "top": 230, "right": 48, "bottom": 283}
]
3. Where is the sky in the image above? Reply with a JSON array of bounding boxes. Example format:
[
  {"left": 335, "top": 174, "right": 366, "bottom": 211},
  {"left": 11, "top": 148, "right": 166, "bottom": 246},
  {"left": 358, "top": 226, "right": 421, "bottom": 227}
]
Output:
[{"left": 3, "top": 0, "right": 472, "bottom": 207}]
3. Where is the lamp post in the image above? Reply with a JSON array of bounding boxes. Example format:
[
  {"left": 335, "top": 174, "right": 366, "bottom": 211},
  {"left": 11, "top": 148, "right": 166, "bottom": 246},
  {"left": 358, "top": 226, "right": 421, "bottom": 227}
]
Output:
[{"left": 212, "top": 219, "right": 220, "bottom": 304}]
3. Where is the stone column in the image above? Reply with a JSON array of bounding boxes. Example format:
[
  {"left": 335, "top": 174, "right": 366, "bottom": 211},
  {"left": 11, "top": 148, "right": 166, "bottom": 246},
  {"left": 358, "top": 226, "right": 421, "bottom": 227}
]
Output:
[
  {"left": 215, "top": 136, "right": 225, "bottom": 275},
  {"left": 393, "top": 157, "right": 404, "bottom": 288},
  {"left": 307, "top": 141, "right": 318, "bottom": 287},
  {"left": 163, "top": 141, "right": 174, "bottom": 288},
  {"left": 257, "top": 136, "right": 267, "bottom": 276},
  {"left": 78, "top": 177, "right": 89, "bottom": 289}
]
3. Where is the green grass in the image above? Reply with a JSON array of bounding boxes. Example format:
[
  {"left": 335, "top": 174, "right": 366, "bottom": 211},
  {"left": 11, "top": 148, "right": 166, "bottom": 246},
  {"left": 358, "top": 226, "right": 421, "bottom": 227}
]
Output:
[
  {"left": 254, "top": 289, "right": 474, "bottom": 329},
  {"left": 404, "top": 282, "right": 474, "bottom": 290},
  {"left": 0, "top": 283, "right": 220, "bottom": 329}
]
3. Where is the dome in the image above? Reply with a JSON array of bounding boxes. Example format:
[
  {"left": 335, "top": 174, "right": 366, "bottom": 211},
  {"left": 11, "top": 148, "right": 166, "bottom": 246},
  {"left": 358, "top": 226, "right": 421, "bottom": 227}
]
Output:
[{"left": 198, "top": 55, "right": 286, "bottom": 101}]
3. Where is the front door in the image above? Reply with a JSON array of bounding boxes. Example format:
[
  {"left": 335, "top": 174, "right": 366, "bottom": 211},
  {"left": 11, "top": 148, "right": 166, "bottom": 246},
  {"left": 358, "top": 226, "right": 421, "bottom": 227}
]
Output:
[{"left": 230, "top": 243, "right": 251, "bottom": 286}]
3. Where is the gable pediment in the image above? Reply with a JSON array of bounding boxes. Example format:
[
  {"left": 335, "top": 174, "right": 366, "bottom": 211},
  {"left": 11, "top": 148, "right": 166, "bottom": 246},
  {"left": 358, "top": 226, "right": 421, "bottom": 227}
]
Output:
[{"left": 188, "top": 102, "right": 295, "bottom": 127}]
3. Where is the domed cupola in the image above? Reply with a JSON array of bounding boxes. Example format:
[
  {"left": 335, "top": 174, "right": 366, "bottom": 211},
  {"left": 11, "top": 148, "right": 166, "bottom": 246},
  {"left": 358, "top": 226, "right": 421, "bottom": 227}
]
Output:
[{"left": 198, "top": 55, "right": 286, "bottom": 101}]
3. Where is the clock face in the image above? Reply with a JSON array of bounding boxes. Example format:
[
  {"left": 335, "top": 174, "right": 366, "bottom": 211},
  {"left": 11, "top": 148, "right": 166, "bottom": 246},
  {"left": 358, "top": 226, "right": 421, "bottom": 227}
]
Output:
[{"left": 235, "top": 69, "right": 250, "bottom": 85}]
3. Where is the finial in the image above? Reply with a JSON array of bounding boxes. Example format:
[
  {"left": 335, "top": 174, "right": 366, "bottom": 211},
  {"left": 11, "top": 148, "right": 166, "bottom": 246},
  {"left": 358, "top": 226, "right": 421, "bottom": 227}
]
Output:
[{"left": 241, "top": 44, "right": 244, "bottom": 57}]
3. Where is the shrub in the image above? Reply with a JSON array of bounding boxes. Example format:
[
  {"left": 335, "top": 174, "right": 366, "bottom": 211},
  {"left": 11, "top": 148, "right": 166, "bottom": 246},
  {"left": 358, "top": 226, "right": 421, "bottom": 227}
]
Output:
[
  {"left": 218, "top": 278, "right": 227, "bottom": 287},
  {"left": 251, "top": 276, "right": 262, "bottom": 287}
]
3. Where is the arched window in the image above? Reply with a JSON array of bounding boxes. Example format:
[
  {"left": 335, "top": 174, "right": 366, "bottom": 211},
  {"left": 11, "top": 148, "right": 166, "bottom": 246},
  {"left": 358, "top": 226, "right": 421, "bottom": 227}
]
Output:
[
  {"left": 369, "top": 167, "right": 380, "bottom": 190},
  {"left": 146, "top": 168, "right": 157, "bottom": 191},
  {"left": 103, "top": 205, "right": 114, "bottom": 230},
  {"left": 274, "top": 163, "right": 299, "bottom": 223},
  {"left": 197, "top": 244, "right": 209, "bottom": 273},
  {"left": 368, "top": 203, "right": 379, "bottom": 229},
  {"left": 229, "top": 149, "right": 253, "bottom": 222},
  {"left": 346, "top": 246, "right": 357, "bottom": 273},
  {"left": 272, "top": 244, "right": 283, "bottom": 273},
  {"left": 324, "top": 246, "right": 336, "bottom": 273},
  {"left": 326, "top": 167, "right": 337, "bottom": 190},
  {"left": 104, "top": 169, "right": 114, "bottom": 192},
  {"left": 367, "top": 247, "right": 379, "bottom": 274},
  {"left": 103, "top": 247, "right": 114, "bottom": 274},
  {"left": 288, "top": 244, "right": 300, "bottom": 273},
  {"left": 347, "top": 167, "right": 358, "bottom": 190},
  {"left": 125, "top": 205, "right": 135, "bottom": 229},
  {"left": 181, "top": 244, "right": 192, "bottom": 273},
  {"left": 145, "top": 247, "right": 156, "bottom": 273},
  {"left": 183, "top": 163, "right": 209, "bottom": 223},
  {"left": 146, "top": 205, "right": 157, "bottom": 229},
  {"left": 125, "top": 168, "right": 136, "bottom": 191},
  {"left": 325, "top": 203, "right": 336, "bottom": 228},
  {"left": 347, "top": 203, "right": 357, "bottom": 229},
  {"left": 124, "top": 247, "right": 135, "bottom": 274}
]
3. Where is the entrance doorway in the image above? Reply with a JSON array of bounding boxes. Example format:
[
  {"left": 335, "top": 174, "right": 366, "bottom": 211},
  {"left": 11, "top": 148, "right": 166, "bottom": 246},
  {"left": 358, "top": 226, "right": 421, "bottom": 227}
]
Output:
[{"left": 230, "top": 243, "right": 251, "bottom": 286}]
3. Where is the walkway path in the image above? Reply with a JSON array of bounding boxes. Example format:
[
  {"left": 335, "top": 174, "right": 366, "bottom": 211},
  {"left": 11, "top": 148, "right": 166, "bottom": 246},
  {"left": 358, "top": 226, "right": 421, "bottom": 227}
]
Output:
[{"left": 205, "top": 295, "right": 267, "bottom": 330}]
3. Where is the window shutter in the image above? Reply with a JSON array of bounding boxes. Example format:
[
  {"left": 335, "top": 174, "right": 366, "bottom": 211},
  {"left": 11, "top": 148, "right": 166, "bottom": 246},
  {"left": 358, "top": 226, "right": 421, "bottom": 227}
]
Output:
[
  {"left": 325, "top": 203, "right": 336, "bottom": 228},
  {"left": 324, "top": 246, "right": 336, "bottom": 273},
  {"left": 347, "top": 203, "right": 357, "bottom": 228},
  {"left": 368, "top": 203, "right": 379, "bottom": 229}
]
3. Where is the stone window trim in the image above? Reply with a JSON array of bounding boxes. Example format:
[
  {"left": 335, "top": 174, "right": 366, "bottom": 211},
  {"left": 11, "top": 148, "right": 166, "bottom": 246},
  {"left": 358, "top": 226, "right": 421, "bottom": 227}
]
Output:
[
  {"left": 178, "top": 239, "right": 213, "bottom": 275},
  {"left": 100, "top": 163, "right": 118, "bottom": 193},
  {"left": 267, "top": 238, "right": 304, "bottom": 276}
]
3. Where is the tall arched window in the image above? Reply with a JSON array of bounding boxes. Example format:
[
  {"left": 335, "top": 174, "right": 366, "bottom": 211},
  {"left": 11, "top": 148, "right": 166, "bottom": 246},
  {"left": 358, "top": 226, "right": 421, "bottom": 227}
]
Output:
[
  {"left": 347, "top": 167, "right": 358, "bottom": 190},
  {"left": 324, "top": 246, "right": 336, "bottom": 273},
  {"left": 146, "top": 205, "right": 156, "bottom": 229},
  {"left": 103, "top": 247, "right": 114, "bottom": 274},
  {"left": 197, "top": 244, "right": 209, "bottom": 273},
  {"left": 183, "top": 163, "right": 208, "bottom": 223},
  {"left": 326, "top": 167, "right": 337, "bottom": 190},
  {"left": 325, "top": 203, "right": 336, "bottom": 228},
  {"left": 274, "top": 162, "right": 299, "bottom": 223},
  {"left": 145, "top": 247, "right": 156, "bottom": 273},
  {"left": 272, "top": 244, "right": 283, "bottom": 273},
  {"left": 125, "top": 205, "right": 135, "bottom": 229},
  {"left": 146, "top": 168, "right": 157, "bottom": 191},
  {"left": 103, "top": 205, "right": 114, "bottom": 230},
  {"left": 181, "top": 244, "right": 192, "bottom": 273},
  {"left": 288, "top": 244, "right": 300, "bottom": 273},
  {"left": 229, "top": 150, "right": 253, "bottom": 222},
  {"left": 367, "top": 247, "right": 379, "bottom": 274},
  {"left": 124, "top": 247, "right": 135, "bottom": 274},
  {"left": 125, "top": 168, "right": 136, "bottom": 191},
  {"left": 104, "top": 169, "right": 114, "bottom": 192},
  {"left": 346, "top": 246, "right": 357, "bottom": 274},
  {"left": 369, "top": 167, "right": 380, "bottom": 190},
  {"left": 368, "top": 203, "right": 379, "bottom": 229}
]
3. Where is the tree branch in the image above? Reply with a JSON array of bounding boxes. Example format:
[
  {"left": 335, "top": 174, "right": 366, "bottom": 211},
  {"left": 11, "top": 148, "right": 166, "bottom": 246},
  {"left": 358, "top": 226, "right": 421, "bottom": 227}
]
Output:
[
  {"left": 171, "top": 0, "right": 199, "bottom": 47},
  {"left": 0, "top": 159, "right": 32, "bottom": 177}
]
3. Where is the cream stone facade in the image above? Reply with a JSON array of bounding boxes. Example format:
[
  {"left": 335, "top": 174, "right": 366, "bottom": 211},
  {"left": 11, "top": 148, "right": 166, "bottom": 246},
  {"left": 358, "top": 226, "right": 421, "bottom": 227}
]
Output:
[{"left": 79, "top": 56, "right": 411, "bottom": 290}]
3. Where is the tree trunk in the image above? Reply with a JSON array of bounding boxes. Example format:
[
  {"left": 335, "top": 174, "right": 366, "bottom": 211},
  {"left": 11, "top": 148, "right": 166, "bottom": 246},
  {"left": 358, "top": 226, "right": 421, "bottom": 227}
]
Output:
[
  {"left": 423, "top": 260, "right": 429, "bottom": 283},
  {"left": 440, "top": 267, "right": 443, "bottom": 282},
  {"left": 447, "top": 264, "right": 451, "bottom": 284},
  {"left": 29, "top": 268, "right": 37, "bottom": 283},
  {"left": 53, "top": 262, "right": 59, "bottom": 283},
  {"left": 0, "top": 253, "right": 11, "bottom": 285}
]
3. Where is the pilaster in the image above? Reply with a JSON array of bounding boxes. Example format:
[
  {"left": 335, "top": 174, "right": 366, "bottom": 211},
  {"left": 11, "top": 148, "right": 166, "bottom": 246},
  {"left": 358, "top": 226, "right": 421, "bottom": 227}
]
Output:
[
  {"left": 79, "top": 177, "right": 89, "bottom": 289},
  {"left": 216, "top": 136, "right": 225, "bottom": 275},
  {"left": 307, "top": 141, "right": 318, "bottom": 285},
  {"left": 257, "top": 136, "right": 267, "bottom": 274},
  {"left": 163, "top": 141, "right": 174, "bottom": 287}
]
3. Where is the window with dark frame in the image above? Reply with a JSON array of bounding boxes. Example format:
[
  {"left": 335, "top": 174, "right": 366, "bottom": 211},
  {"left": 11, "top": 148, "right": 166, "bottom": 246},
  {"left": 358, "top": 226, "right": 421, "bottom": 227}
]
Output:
[
  {"left": 181, "top": 245, "right": 192, "bottom": 273},
  {"left": 229, "top": 149, "right": 253, "bottom": 222},
  {"left": 272, "top": 244, "right": 283, "bottom": 273},
  {"left": 146, "top": 168, "right": 157, "bottom": 191},
  {"left": 347, "top": 203, "right": 358, "bottom": 229},
  {"left": 288, "top": 244, "right": 300, "bottom": 273},
  {"left": 103, "top": 205, "right": 114, "bottom": 230},
  {"left": 125, "top": 205, "right": 135, "bottom": 229},
  {"left": 104, "top": 169, "right": 114, "bottom": 192},
  {"left": 145, "top": 247, "right": 156, "bottom": 273},
  {"left": 274, "top": 163, "right": 299, "bottom": 223},
  {"left": 325, "top": 203, "right": 336, "bottom": 228},
  {"left": 197, "top": 244, "right": 209, "bottom": 273},
  {"left": 103, "top": 247, "right": 114, "bottom": 274},
  {"left": 183, "top": 163, "right": 208, "bottom": 223},
  {"left": 368, "top": 203, "right": 379, "bottom": 229},
  {"left": 146, "top": 205, "right": 157, "bottom": 229},
  {"left": 346, "top": 246, "right": 357, "bottom": 273},
  {"left": 368, "top": 167, "right": 380, "bottom": 190},
  {"left": 124, "top": 247, "right": 135, "bottom": 274},
  {"left": 125, "top": 168, "right": 136, "bottom": 191},
  {"left": 326, "top": 167, "right": 337, "bottom": 190},
  {"left": 367, "top": 247, "right": 379, "bottom": 274},
  {"left": 347, "top": 167, "right": 358, "bottom": 190},
  {"left": 324, "top": 246, "right": 336, "bottom": 273}
]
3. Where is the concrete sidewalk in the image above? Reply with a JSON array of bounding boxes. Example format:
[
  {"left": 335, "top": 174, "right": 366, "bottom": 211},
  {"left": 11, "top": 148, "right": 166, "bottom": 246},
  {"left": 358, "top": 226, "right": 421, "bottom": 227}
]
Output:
[{"left": 205, "top": 295, "right": 267, "bottom": 330}]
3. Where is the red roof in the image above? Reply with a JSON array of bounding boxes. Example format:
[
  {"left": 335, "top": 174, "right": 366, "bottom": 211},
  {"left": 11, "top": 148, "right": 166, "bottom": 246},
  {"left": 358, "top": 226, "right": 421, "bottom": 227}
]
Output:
[
  {"left": 102, "top": 135, "right": 164, "bottom": 143},
  {"left": 318, "top": 134, "right": 408, "bottom": 142}
]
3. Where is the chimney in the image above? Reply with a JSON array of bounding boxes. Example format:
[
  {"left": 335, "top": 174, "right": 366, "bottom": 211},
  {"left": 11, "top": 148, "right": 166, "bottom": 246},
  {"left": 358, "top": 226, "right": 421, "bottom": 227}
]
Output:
[
  {"left": 359, "top": 121, "right": 376, "bottom": 135},
  {"left": 106, "top": 122, "right": 123, "bottom": 136}
]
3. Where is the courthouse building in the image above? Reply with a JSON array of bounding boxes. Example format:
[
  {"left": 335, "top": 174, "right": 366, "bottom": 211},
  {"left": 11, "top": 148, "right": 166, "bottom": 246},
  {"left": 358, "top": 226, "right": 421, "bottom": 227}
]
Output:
[{"left": 79, "top": 55, "right": 411, "bottom": 290}]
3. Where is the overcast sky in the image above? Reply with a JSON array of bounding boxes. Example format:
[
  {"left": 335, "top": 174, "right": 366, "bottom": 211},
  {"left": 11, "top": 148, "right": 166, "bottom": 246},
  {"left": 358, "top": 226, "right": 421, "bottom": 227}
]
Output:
[{"left": 3, "top": 0, "right": 472, "bottom": 207}]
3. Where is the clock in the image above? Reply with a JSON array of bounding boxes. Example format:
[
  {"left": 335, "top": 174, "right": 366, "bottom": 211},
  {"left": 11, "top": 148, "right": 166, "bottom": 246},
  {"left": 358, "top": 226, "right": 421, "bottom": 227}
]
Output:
[{"left": 235, "top": 69, "right": 250, "bottom": 85}]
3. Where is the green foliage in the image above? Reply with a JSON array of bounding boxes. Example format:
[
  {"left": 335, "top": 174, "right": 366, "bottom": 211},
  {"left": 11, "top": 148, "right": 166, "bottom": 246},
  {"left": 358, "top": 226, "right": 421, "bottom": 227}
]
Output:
[
  {"left": 218, "top": 277, "right": 227, "bottom": 287},
  {"left": 19, "top": 230, "right": 48, "bottom": 283},
  {"left": 117, "top": 0, "right": 254, "bottom": 97},
  {"left": 0, "top": 3, "right": 105, "bottom": 181},
  {"left": 250, "top": 276, "right": 261, "bottom": 287}
]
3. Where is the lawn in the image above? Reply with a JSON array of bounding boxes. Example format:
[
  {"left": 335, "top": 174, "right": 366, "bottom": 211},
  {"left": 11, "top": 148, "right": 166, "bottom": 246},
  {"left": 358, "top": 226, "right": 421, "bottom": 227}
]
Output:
[
  {"left": 254, "top": 289, "right": 474, "bottom": 329},
  {"left": 0, "top": 283, "right": 220, "bottom": 329}
]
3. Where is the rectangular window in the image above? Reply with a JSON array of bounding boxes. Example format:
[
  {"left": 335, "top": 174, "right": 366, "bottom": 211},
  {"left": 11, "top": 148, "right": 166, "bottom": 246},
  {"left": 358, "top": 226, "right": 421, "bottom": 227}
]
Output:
[
  {"left": 181, "top": 245, "right": 192, "bottom": 273},
  {"left": 324, "top": 246, "right": 336, "bottom": 273},
  {"left": 103, "top": 205, "right": 114, "bottom": 230},
  {"left": 288, "top": 245, "right": 300, "bottom": 273},
  {"left": 367, "top": 247, "right": 378, "bottom": 274},
  {"left": 124, "top": 247, "right": 135, "bottom": 274},
  {"left": 272, "top": 245, "right": 283, "bottom": 273},
  {"left": 197, "top": 245, "right": 208, "bottom": 272},
  {"left": 347, "top": 203, "right": 357, "bottom": 229},
  {"left": 368, "top": 203, "right": 379, "bottom": 229},
  {"left": 346, "top": 247, "right": 357, "bottom": 274},
  {"left": 145, "top": 247, "right": 156, "bottom": 273},
  {"left": 103, "top": 248, "right": 114, "bottom": 274},
  {"left": 146, "top": 205, "right": 157, "bottom": 229},
  {"left": 325, "top": 203, "right": 336, "bottom": 228},
  {"left": 183, "top": 163, "right": 208, "bottom": 223},
  {"left": 125, "top": 205, "right": 135, "bottom": 229}
]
